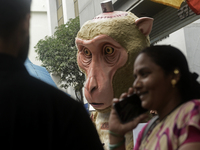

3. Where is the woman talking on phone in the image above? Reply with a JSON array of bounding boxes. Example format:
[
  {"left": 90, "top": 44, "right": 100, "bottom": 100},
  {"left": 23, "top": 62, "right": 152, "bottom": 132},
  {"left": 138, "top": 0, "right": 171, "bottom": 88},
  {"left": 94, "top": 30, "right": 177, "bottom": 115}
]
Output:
[{"left": 109, "top": 45, "right": 200, "bottom": 150}]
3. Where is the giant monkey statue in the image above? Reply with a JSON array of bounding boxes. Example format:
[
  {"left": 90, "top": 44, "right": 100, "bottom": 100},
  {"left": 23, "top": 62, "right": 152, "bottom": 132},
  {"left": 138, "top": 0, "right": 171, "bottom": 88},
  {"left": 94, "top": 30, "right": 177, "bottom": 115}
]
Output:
[{"left": 76, "top": 1, "right": 153, "bottom": 149}]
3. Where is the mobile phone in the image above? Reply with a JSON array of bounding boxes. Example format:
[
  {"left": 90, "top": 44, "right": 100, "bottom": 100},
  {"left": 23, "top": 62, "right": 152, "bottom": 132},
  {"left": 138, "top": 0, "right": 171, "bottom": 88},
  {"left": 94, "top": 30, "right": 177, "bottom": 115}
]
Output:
[{"left": 114, "top": 94, "right": 148, "bottom": 124}]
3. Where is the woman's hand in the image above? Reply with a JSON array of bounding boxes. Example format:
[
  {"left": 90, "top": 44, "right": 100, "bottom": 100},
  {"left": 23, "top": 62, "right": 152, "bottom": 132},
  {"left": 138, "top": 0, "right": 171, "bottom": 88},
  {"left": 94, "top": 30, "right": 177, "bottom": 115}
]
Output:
[
  {"left": 108, "top": 87, "right": 148, "bottom": 150},
  {"left": 108, "top": 87, "right": 148, "bottom": 136}
]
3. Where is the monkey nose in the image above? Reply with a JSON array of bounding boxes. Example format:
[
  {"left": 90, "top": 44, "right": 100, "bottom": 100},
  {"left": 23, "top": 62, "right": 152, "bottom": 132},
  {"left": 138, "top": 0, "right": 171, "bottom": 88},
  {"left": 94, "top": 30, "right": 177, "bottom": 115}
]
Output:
[{"left": 85, "top": 77, "right": 98, "bottom": 93}]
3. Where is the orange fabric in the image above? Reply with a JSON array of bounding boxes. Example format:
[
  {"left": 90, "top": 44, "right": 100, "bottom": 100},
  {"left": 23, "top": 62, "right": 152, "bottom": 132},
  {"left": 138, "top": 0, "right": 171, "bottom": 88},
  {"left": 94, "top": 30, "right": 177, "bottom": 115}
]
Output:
[
  {"left": 187, "top": 0, "right": 200, "bottom": 15},
  {"left": 151, "top": 0, "right": 184, "bottom": 9}
]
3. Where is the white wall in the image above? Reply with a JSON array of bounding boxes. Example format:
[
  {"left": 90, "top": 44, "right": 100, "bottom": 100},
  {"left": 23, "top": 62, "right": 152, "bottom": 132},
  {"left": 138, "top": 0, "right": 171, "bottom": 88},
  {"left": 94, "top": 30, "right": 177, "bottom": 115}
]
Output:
[
  {"left": 29, "top": 0, "right": 49, "bottom": 66},
  {"left": 78, "top": 0, "right": 110, "bottom": 26},
  {"left": 184, "top": 19, "right": 200, "bottom": 82},
  {"left": 31, "top": 0, "right": 47, "bottom": 12},
  {"left": 47, "top": 0, "right": 58, "bottom": 35},
  {"left": 62, "top": 0, "right": 75, "bottom": 23},
  {"left": 155, "top": 28, "right": 187, "bottom": 57}
]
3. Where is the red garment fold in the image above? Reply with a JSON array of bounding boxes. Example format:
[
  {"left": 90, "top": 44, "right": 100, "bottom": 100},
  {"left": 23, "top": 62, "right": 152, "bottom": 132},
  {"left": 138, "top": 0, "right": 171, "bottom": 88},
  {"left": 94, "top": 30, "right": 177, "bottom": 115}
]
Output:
[{"left": 187, "top": 0, "right": 200, "bottom": 15}]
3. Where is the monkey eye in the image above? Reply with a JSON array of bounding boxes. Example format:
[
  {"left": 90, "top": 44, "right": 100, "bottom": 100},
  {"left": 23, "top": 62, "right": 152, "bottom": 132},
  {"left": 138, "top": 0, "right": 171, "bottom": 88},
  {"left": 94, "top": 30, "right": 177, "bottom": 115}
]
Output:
[
  {"left": 104, "top": 46, "right": 114, "bottom": 55},
  {"left": 84, "top": 48, "right": 91, "bottom": 56}
]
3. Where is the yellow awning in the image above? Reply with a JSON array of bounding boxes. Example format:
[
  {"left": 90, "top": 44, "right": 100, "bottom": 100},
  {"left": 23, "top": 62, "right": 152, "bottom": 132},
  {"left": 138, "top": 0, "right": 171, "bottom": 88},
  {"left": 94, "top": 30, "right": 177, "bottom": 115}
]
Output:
[{"left": 151, "top": 0, "right": 184, "bottom": 9}]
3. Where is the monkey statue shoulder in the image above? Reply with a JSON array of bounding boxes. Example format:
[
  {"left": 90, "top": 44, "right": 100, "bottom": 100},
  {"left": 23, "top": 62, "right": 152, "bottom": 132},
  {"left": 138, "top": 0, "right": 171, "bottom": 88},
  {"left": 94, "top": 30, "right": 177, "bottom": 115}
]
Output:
[
  {"left": 76, "top": 1, "right": 153, "bottom": 149},
  {"left": 90, "top": 108, "right": 110, "bottom": 149},
  {"left": 90, "top": 108, "right": 135, "bottom": 150}
]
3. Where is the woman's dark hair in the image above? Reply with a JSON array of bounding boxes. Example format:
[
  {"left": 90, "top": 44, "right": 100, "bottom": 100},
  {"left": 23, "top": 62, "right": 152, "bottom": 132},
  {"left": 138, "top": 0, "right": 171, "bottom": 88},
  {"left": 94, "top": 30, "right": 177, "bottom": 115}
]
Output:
[
  {"left": 0, "top": 0, "right": 32, "bottom": 39},
  {"left": 140, "top": 45, "right": 200, "bottom": 102}
]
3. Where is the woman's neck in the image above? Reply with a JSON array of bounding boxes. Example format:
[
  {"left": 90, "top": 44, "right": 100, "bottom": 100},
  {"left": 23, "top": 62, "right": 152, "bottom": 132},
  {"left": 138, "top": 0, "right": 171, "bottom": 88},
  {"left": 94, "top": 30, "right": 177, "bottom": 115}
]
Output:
[{"left": 157, "top": 91, "right": 182, "bottom": 121}]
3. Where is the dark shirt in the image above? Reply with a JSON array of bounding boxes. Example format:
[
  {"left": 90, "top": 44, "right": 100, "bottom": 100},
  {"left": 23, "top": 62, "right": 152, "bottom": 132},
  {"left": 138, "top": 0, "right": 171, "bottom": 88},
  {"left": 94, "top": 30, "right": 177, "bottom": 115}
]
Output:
[{"left": 0, "top": 54, "right": 103, "bottom": 150}]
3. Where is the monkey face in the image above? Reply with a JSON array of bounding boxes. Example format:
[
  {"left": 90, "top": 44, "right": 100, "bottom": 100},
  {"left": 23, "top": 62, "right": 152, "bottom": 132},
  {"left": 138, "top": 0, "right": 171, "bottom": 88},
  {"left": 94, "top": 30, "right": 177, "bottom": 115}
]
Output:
[
  {"left": 76, "top": 35, "right": 128, "bottom": 110},
  {"left": 76, "top": 12, "right": 153, "bottom": 110}
]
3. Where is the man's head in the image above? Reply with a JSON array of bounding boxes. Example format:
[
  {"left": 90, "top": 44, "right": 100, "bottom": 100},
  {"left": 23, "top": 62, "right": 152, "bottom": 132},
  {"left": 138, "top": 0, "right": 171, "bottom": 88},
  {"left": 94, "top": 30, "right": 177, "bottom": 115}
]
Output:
[{"left": 0, "top": 0, "right": 32, "bottom": 62}]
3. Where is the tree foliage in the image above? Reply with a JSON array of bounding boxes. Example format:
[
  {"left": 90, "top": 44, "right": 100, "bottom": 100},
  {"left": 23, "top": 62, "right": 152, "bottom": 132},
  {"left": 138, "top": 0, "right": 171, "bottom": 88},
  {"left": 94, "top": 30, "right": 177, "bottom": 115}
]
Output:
[{"left": 35, "top": 17, "right": 85, "bottom": 102}]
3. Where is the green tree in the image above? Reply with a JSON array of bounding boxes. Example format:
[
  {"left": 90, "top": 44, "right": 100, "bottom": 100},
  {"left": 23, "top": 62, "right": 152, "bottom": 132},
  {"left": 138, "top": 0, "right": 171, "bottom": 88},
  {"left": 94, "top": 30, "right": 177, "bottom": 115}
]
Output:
[{"left": 35, "top": 17, "right": 85, "bottom": 103}]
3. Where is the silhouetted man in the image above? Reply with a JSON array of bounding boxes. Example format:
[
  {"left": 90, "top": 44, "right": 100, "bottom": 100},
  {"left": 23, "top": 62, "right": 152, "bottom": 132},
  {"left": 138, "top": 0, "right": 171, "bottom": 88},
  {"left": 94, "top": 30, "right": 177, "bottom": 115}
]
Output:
[{"left": 0, "top": 0, "right": 103, "bottom": 149}]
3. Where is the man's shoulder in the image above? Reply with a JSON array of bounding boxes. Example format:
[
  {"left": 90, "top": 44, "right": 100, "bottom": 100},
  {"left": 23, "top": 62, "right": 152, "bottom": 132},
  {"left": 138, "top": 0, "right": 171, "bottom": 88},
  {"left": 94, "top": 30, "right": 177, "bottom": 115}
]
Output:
[{"left": 17, "top": 73, "right": 78, "bottom": 103}]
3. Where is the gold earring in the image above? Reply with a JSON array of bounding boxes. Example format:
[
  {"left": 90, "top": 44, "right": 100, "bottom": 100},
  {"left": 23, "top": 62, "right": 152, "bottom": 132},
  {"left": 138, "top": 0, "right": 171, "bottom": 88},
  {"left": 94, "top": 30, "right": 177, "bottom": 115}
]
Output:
[
  {"left": 171, "top": 79, "right": 177, "bottom": 88},
  {"left": 174, "top": 69, "right": 179, "bottom": 74}
]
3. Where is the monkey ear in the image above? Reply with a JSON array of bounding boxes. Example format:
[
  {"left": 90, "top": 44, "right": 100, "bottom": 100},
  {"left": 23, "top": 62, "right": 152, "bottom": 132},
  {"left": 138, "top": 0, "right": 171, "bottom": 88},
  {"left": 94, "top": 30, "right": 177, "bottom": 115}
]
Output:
[{"left": 135, "top": 17, "right": 154, "bottom": 36}]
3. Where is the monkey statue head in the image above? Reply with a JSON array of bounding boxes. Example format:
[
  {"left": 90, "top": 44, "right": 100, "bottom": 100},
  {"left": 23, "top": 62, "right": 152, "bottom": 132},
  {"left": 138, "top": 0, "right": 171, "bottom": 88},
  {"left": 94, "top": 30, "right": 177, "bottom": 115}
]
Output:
[{"left": 76, "top": 6, "right": 153, "bottom": 111}]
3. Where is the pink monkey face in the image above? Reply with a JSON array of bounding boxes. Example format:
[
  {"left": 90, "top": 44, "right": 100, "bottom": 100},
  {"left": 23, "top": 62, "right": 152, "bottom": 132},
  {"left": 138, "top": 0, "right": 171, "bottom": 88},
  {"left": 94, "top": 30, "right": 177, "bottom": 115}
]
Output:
[{"left": 76, "top": 35, "right": 128, "bottom": 110}]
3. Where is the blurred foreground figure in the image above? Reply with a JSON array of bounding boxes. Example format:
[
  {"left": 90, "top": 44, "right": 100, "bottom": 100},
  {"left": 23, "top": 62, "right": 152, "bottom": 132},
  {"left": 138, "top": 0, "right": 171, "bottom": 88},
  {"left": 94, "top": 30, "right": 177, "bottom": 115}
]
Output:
[{"left": 0, "top": 0, "right": 103, "bottom": 149}]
